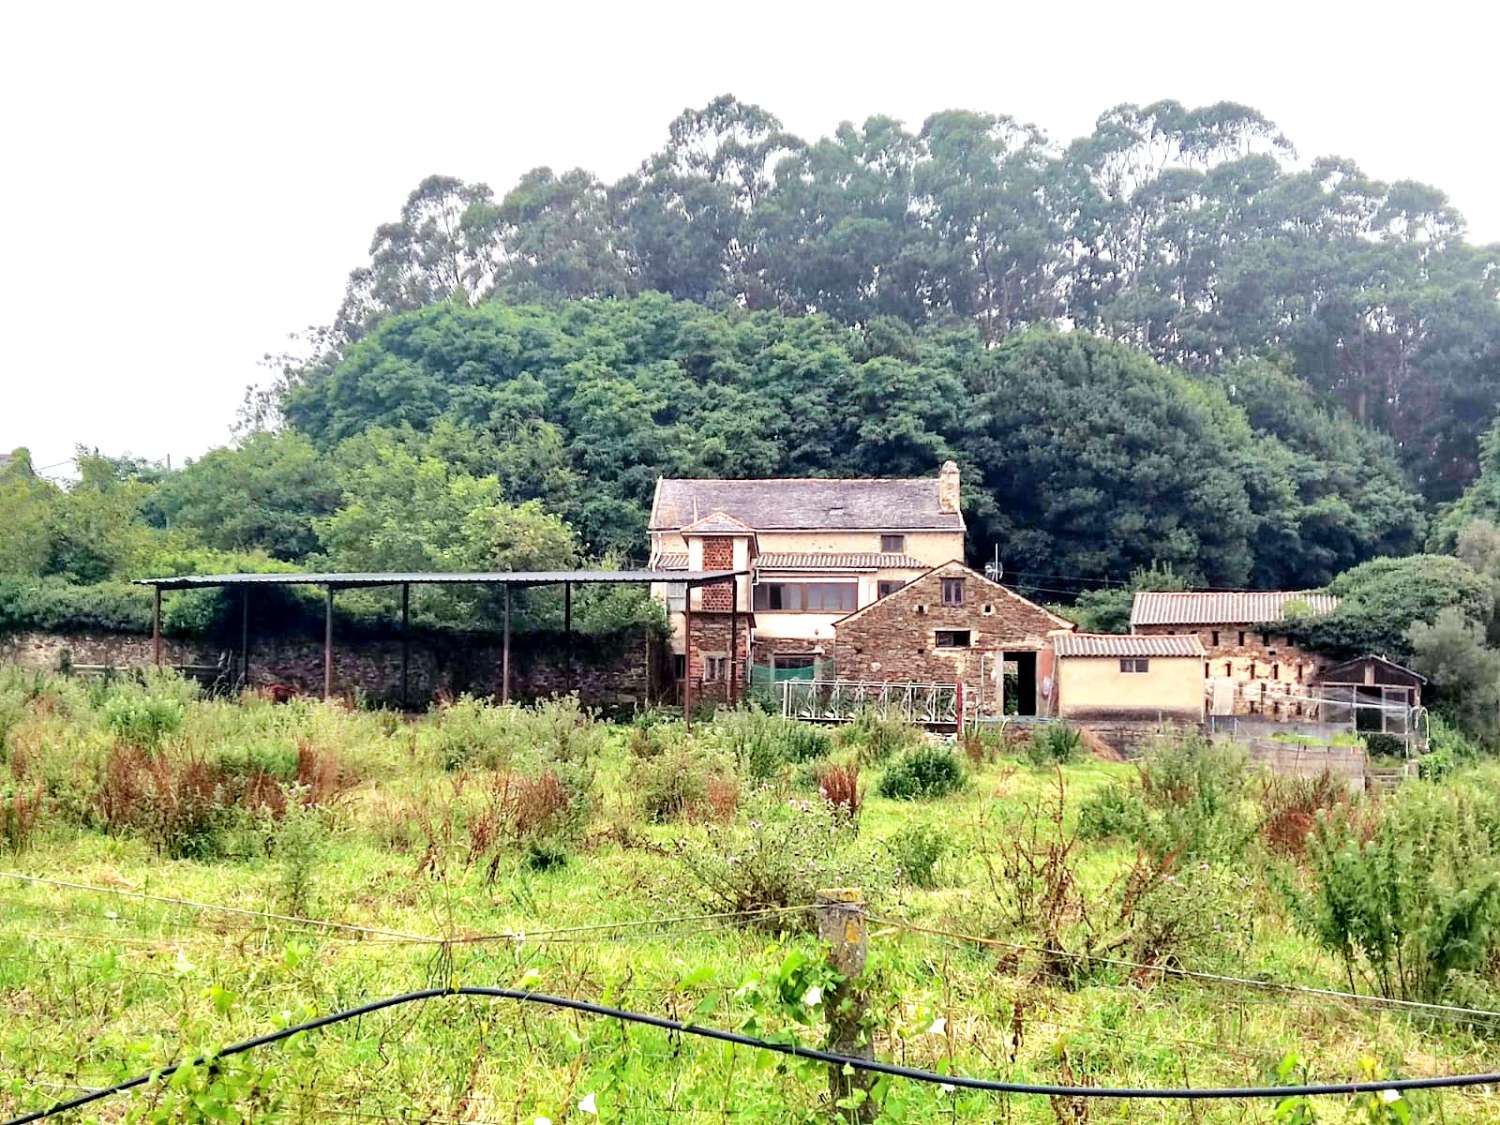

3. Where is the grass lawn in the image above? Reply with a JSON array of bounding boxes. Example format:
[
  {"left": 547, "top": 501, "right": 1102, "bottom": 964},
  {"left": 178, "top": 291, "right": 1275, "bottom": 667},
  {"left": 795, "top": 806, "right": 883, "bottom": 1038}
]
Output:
[{"left": 2, "top": 670, "right": 1498, "bottom": 1123}]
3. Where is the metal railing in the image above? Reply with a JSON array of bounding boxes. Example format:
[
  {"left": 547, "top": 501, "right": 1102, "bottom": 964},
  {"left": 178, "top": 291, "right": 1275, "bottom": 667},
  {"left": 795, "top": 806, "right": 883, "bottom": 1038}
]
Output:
[{"left": 781, "top": 679, "right": 959, "bottom": 725}]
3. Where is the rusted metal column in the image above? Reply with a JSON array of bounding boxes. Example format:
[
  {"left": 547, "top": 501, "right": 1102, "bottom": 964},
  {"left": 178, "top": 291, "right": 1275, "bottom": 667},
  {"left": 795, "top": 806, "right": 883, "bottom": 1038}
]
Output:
[
  {"left": 240, "top": 586, "right": 250, "bottom": 690},
  {"left": 151, "top": 586, "right": 162, "bottom": 668},
  {"left": 683, "top": 583, "right": 693, "bottom": 731},
  {"left": 400, "top": 583, "right": 410, "bottom": 710},
  {"left": 564, "top": 581, "right": 573, "bottom": 695},
  {"left": 323, "top": 586, "right": 334, "bottom": 702},
  {"left": 729, "top": 575, "right": 738, "bottom": 707},
  {"left": 501, "top": 585, "right": 511, "bottom": 704}
]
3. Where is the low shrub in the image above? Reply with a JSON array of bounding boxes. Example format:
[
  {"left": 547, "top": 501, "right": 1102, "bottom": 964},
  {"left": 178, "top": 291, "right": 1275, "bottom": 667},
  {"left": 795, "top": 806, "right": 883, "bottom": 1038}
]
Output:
[
  {"left": 1258, "top": 772, "right": 1357, "bottom": 858},
  {"left": 1076, "top": 783, "right": 1149, "bottom": 842},
  {"left": 465, "top": 764, "right": 593, "bottom": 878},
  {"left": 268, "top": 790, "right": 328, "bottom": 914},
  {"left": 816, "top": 762, "right": 864, "bottom": 824},
  {"left": 668, "top": 791, "right": 891, "bottom": 926},
  {"left": 835, "top": 709, "right": 922, "bottom": 764},
  {"left": 877, "top": 746, "right": 964, "bottom": 801},
  {"left": 1363, "top": 732, "right": 1407, "bottom": 764},
  {"left": 0, "top": 782, "right": 44, "bottom": 852},
  {"left": 636, "top": 741, "right": 737, "bottom": 823},
  {"left": 887, "top": 821, "right": 948, "bottom": 888},
  {"left": 713, "top": 710, "right": 831, "bottom": 780},
  {"left": 1025, "top": 723, "right": 1082, "bottom": 767},
  {"left": 103, "top": 692, "right": 184, "bottom": 750},
  {"left": 97, "top": 747, "right": 236, "bottom": 860}
]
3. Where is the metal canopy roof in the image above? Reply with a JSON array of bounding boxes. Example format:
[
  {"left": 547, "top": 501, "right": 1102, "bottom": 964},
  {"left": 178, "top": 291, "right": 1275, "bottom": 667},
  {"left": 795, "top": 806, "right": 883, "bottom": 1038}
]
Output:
[{"left": 134, "top": 569, "right": 743, "bottom": 591}]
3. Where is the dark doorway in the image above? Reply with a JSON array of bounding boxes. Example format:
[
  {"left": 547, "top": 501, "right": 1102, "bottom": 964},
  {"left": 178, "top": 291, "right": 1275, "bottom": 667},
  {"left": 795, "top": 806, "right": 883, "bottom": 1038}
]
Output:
[
  {"left": 1355, "top": 685, "right": 1383, "bottom": 733},
  {"left": 1003, "top": 651, "right": 1038, "bottom": 716}
]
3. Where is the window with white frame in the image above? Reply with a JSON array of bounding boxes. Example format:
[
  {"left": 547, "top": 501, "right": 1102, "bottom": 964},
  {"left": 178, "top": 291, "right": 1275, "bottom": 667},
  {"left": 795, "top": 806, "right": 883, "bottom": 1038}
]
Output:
[{"left": 1119, "top": 658, "right": 1150, "bottom": 673}]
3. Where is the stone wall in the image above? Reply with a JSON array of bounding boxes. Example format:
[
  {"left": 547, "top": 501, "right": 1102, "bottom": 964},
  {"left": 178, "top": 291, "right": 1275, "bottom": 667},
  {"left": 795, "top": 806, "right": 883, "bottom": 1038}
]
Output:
[
  {"left": 1076, "top": 719, "right": 1202, "bottom": 758},
  {"left": 1243, "top": 739, "right": 1368, "bottom": 795},
  {"left": 0, "top": 628, "right": 663, "bottom": 710},
  {"left": 1137, "top": 623, "right": 1328, "bottom": 718},
  {"left": 685, "top": 613, "right": 750, "bottom": 704},
  {"left": 832, "top": 562, "right": 1070, "bottom": 715}
]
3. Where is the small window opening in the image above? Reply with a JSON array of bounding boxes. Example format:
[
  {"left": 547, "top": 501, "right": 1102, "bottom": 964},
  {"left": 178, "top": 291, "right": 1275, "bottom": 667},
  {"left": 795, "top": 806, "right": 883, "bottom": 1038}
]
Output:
[
  {"left": 1119, "top": 658, "right": 1150, "bottom": 673},
  {"left": 1238, "top": 630, "right": 1246, "bottom": 646},
  {"left": 934, "top": 630, "right": 972, "bottom": 649},
  {"left": 880, "top": 534, "right": 906, "bottom": 554},
  {"left": 941, "top": 578, "right": 965, "bottom": 606},
  {"left": 1211, "top": 630, "right": 1221, "bottom": 647}
]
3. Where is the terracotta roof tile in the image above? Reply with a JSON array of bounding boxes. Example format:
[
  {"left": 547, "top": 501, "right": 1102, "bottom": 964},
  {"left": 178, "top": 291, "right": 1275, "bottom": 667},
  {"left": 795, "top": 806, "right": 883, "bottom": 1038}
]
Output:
[
  {"left": 756, "top": 552, "right": 926, "bottom": 570},
  {"left": 1054, "top": 633, "right": 1205, "bottom": 658}
]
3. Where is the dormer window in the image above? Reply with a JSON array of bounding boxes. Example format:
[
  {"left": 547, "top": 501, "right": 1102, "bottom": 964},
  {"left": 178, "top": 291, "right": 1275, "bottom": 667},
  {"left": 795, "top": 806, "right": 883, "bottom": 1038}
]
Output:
[{"left": 880, "top": 534, "right": 906, "bottom": 554}]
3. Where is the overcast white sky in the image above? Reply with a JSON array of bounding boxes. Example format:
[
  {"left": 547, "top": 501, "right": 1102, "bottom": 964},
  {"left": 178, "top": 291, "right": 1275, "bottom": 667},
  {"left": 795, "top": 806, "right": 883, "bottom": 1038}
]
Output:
[{"left": 4, "top": 0, "right": 1497, "bottom": 478}]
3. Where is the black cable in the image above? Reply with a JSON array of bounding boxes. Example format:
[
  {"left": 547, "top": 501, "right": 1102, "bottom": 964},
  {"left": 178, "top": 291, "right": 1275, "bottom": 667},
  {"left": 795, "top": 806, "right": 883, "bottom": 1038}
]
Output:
[{"left": 7, "top": 985, "right": 1500, "bottom": 1123}]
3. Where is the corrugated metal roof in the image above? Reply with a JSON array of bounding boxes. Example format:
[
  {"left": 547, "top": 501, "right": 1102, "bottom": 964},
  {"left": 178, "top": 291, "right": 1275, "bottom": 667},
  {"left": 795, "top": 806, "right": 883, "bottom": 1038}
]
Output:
[
  {"left": 1054, "top": 633, "right": 1205, "bottom": 658},
  {"left": 650, "top": 552, "right": 689, "bottom": 571},
  {"left": 756, "top": 552, "right": 927, "bottom": 570},
  {"left": 651, "top": 477, "right": 964, "bottom": 531},
  {"left": 135, "top": 570, "right": 743, "bottom": 591},
  {"left": 1130, "top": 591, "right": 1340, "bottom": 627}
]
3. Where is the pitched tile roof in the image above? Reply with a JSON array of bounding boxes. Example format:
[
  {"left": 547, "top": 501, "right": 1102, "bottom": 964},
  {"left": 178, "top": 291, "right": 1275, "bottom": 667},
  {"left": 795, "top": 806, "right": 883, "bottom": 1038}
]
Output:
[
  {"left": 1130, "top": 591, "right": 1340, "bottom": 628},
  {"left": 679, "top": 510, "right": 757, "bottom": 536},
  {"left": 651, "top": 477, "right": 963, "bottom": 532},
  {"left": 1054, "top": 632, "right": 1205, "bottom": 658},
  {"left": 756, "top": 552, "right": 927, "bottom": 571}
]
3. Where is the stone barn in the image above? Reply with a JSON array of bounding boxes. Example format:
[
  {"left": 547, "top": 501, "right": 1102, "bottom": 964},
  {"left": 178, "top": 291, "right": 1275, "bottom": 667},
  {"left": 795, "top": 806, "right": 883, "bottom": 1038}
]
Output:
[{"left": 830, "top": 561, "right": 1074, "bottom": 716}]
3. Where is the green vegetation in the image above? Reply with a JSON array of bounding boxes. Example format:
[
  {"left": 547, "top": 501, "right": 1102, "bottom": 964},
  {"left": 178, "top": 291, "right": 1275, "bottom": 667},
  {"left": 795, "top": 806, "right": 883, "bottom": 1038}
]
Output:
[{"left": 3, "top": 673, "right": 1500, "bottom": 1120}]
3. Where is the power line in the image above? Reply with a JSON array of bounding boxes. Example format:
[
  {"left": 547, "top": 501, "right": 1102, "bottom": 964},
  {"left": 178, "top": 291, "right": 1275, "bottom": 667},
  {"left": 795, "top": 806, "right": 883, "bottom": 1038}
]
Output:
[{"left": 7, "top": 984, "right": 1500, "bottom": 1124}]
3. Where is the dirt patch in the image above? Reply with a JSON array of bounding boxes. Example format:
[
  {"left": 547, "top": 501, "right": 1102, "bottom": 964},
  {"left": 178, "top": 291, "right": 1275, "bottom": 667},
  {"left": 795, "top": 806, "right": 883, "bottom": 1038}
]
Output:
[{"left": 1077, "top": 726, "right": 1125, "bottom": 762}]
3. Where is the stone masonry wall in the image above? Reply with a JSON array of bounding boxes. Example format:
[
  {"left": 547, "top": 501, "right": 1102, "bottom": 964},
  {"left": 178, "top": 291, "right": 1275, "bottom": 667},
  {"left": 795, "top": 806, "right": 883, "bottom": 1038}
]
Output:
[
  {"left": 0, "top": 629, "right": 661, "bottom": 710},
  {"left": 832, "top": 562, "right": 1069, "bottom": 715},
  {"left": 1136, "top": 623, "right": 1329, "bottom": 718},
  {"left": 685, "top": 613, "right": 750, "bottom": 704}
]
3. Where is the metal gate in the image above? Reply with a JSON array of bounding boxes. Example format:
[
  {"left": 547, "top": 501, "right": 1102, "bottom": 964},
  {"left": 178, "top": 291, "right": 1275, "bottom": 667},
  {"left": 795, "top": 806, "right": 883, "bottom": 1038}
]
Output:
[{"left": 781, "top": 679, "right": 959, "bottom": 725}]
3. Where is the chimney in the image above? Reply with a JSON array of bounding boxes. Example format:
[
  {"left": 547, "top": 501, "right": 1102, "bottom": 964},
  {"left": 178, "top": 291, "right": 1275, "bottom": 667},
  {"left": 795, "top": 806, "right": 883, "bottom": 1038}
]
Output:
[{"left": 938, "top": 460, "right": 960, "bottom": 514}]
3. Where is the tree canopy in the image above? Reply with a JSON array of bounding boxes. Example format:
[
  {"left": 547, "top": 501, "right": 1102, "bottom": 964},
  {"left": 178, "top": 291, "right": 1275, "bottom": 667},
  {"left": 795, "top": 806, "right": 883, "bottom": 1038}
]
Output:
[{"left": 300, "top": 95, "right": 1500, "bottom": 504}]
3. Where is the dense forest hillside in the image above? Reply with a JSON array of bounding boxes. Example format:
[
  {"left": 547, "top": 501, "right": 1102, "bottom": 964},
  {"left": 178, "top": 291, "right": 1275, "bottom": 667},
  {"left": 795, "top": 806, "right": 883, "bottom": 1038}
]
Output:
[
  {"left": 275, "top": 95, "right": 1499, "bottom": 505},
  {"left": 6, "top": 94, "right": 1500, "bottom": 668}
]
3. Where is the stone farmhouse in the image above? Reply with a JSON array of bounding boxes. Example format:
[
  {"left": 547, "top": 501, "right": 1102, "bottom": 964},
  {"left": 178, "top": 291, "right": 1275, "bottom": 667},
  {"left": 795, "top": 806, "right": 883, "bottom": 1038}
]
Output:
[
  {"left": 831, "top": 560, "right": 1074, "bottom": 716},
  {"left": 1130, "top": 591, "right": 1340, "bottom": 719},
  {"left": 648, "top": 462, "right": 968, "bottom": 697}
]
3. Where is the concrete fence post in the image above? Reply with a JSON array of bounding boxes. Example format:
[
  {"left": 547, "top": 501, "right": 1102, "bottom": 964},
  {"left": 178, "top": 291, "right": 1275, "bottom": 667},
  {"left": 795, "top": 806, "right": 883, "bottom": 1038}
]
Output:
[{"left": 816, "top": 888, "right": 874, "bottom": 1122}]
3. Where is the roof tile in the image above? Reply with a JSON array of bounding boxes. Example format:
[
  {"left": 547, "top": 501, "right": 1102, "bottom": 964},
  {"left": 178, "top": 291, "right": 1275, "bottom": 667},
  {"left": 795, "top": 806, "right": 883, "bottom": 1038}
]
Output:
[
  {"left": 1054, "top": 633, "right": 1205, "bottom": 658},
  {"left": 1130, "top": 591, "right": 1339, "bottom": 628},
  {"left": 652, "top": 477, "right": 963, "bottom": 531}
]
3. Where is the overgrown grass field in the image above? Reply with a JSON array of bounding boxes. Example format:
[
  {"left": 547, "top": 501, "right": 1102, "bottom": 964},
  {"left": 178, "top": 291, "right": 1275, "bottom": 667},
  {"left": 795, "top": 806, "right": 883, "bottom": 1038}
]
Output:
[{"left": 2, "top": 668, "right": 1499, "bottom": 1123}]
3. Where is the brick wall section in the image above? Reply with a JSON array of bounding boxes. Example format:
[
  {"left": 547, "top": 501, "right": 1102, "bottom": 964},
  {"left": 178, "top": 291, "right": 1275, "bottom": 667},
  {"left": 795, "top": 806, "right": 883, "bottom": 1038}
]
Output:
[
  {"left": 685, "top": 613, "right": 749, "bottom": 703},
  {"left": 0, "top": 629, "right": 661, "bottom": 710},
  {"left": 1136, "top": 623, "right": 1328, "bottom": 717},
  {"left": 831, "top": 562, "right": 1070, "bottom": 713},
  {"left": 699, "top": 538, "right": 735, "bottom": 610}
]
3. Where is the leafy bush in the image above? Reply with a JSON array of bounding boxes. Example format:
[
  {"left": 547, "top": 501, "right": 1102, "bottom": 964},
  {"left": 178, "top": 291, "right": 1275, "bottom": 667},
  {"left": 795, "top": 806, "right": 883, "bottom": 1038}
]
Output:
[
  {"left": 1025, "top": 723, "right": 1082, "bottom": 767},
  {"left": 423, "top": 695, "right": 605, "bottom": 771},
  {"left": 636, "top": 740, "right": 737, "bottom": 823},
  {"left": 877, "top": 746, "right": 964, "bottom": 800},
  {"left": 668, "top": 790, "right": 890, "bottom": 927},
  {"left": 713, "top": 710, "right": 830, "bottom": 780},
  {"left": 834, "top": 710, "right": 922, "bottom": 764},
  {"left": 887, "top": 821, "right": 948, "bottom": 888},
  {"left": 103, "top": 692, "right": 184, "bottom": 750},
  {"left": 1076, "top": 784, "right": 1149, "bottom": 842},
  {"left": 1287, "top": 787, "right": 1500, "bottom": 1001},
  {"left": 269, "top": 790, "right": 328, "bottom": 914},
  {"left": 1363, "top": 732, "right": 1407, "bottom": 763}
]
